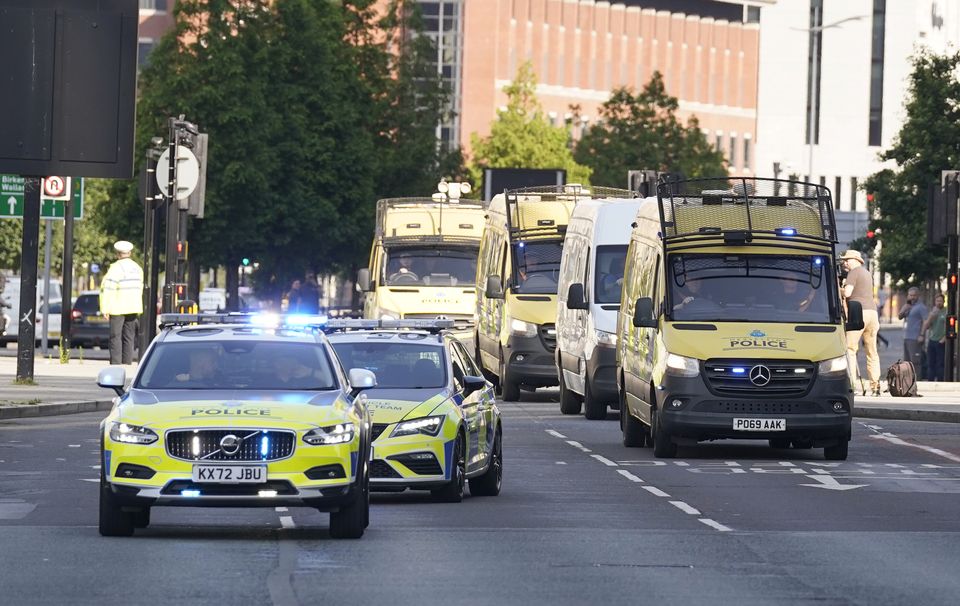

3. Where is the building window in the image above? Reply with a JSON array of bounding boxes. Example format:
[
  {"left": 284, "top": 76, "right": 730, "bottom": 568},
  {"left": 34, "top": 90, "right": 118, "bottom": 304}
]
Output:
[
  {"left": 139, "top": 0, "right": 167, "bottom": 11},
  {"left": 715, "top": 131, "right": 723, "bottom": 153},
  {"left": 850, "top": 176, "right": 858, "bottom": 209},
  {"left": 805, "top": 0, "right": 823, "bottom": 146},
  {"left": 834, "top": 176, "right": 842, "bottom": 210},
  {"left": 743, "top": 136, "right": 752, "bottom": 169},
  {"left": 413, "top": 1, "right": 464, "bottom": 151},
  {"left": 868, "top": 0, "right": 886, "bottom": 146},
  {"left": 729, "top": 134, "right": 738, "bottom": 167},
  {"left": 744, "top": 6, "right": 761, "bottom": 24},
  {"left": 138, "top": 40, "right": 156, "bottom": 68}
]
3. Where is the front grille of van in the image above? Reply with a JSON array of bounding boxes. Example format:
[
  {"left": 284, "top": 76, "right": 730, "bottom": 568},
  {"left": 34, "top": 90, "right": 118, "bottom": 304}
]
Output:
[
  {"left": 539, "top": 323, "right": 557, "bottom": 352},
  {"left": 703, "top": 360, "right": 815, "bottom": 397}
]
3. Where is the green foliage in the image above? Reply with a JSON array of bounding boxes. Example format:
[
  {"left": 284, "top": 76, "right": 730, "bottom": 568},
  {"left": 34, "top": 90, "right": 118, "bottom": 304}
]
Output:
[
  {"left": 574, "top": 72, "right": 727, "bottom": 186},
  {"left": 468, "top": 62, "right": 592, "bottom": 187},
  {"left": 868, "top": 49, "right": 960, "bottom": 286}
]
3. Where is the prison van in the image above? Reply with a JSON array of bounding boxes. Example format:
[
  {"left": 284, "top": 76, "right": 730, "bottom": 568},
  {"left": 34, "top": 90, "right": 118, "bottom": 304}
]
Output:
[
  {"left": 475, "top": 186, "right": 629, "bottom": 401},
  {"left": 356, "top": 197, "right": 485, "bottom": 328},
  {"left": 617, "top": 177, "right": 863, "bottom": 460},
  {"left": 556, "top": 196, "right": 647, "bottom": 420}
]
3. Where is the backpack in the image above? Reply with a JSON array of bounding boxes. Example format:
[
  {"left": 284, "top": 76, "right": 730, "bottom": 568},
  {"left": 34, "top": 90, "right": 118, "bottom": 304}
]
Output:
[{"left": 886, "top": 360, "right": 918, "bottom": 397}]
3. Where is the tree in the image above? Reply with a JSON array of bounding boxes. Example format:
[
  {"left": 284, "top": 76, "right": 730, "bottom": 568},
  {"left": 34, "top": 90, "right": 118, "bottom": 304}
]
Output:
[
  {"left": 867, "top": 49, "right": 960, "bottom": 286},
  {"left": 468, "top": 62, "right": 591, "bottom": 186},
  {"left": 574, "top": 72, "right": 727, "bottom": 186}
]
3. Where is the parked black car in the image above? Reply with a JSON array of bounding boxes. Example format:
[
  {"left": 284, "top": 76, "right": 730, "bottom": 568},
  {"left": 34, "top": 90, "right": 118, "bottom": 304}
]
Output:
[{"left": 71, "top": 291, "right": 111, "bottom": 348}]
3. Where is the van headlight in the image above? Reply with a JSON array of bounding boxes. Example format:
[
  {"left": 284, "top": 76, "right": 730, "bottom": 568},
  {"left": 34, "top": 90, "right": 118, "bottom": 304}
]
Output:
[
  {"left": 509, "top": 318, "right": 537, "bottom": 337},
  {"left": 109, "top": 422, "right": 159, "bottom": 445},
  {"left": 391, "top": 415, "right": 445, "bottom": 438},
  {"left": 817, "top": 356, "right": 848, "bottom": 377},
  {"left": 596, "top": 330, "right": 617, "bottom": 347},
  {"left": 303, "top": 423, "right": 356, "bottom": 445},
  {"left": 665, "top": 354, "right": 699, "bottom": 377}
]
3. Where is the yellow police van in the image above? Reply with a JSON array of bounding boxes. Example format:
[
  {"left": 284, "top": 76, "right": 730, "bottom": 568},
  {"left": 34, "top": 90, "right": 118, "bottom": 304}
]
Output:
[
  {"left": 475, "top": 185, "right": 632, "bottom": 401},
  {"left": 357, "top": 197, "right": 485, "bottom": 328},
  {"left": 617, "top": 177, "right": 863, "bottom": 460}
]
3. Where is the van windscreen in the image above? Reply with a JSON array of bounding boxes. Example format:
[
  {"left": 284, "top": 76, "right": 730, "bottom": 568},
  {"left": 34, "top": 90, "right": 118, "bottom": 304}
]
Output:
[
  {"left": 669, "top": 254, "right": 834, "bottom": 323},
  {"left": 513, "top": 240, "right": 563, "bottom": 294},
  {"left": 384, "top": 247, "right": 478, "bottom": 287}
]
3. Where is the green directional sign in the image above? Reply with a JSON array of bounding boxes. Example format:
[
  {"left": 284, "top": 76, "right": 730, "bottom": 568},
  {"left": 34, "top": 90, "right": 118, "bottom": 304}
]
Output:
[{"left": 0, "top": 174, "right": 84, "bottom": 220}]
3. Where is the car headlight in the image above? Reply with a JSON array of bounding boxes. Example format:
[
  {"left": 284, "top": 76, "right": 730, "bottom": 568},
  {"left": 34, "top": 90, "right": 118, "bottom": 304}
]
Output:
[
  {"left": 109, "top": 422, "right": 158, "bottom": 445},
  {"left": 596, "top": 330, "right": 617, "bottom": 347},
  {"left": 390, "top": 415, "right": 445, "bottom": 438},
  {"left": 665, "top": 353, "right": 699, "bottom": 377},
  {"left": 817, "top": 356, "right": 848, "bottom": 377},
  {"left": 303, "top": 423, "right": 356, "bottom": 445},
  {"left": 509, "top": 318, "right": 537, "bottom": 337}
]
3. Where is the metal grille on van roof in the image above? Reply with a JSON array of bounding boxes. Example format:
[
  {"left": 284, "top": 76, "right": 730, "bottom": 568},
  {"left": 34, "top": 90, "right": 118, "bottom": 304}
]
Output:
[
  {"left": 503, "top": 185, "right": 635, "bottom": 239},
  {"left": 656, "top": 177, "right": 836, "bottom": 244},
  {"left": 375, "top": 197, "right": 485, "bottom": 243}
]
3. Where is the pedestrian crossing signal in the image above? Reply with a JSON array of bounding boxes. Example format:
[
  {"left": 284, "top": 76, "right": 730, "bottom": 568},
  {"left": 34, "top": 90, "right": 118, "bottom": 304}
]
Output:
[{"left": 948, "top": 315, "right": 957, "bottom": 339}]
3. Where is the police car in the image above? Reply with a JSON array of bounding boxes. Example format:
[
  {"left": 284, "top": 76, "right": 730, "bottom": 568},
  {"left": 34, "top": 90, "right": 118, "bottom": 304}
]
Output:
[
  {"left": 327, "top": 320, "right": 502, "bottom": 501},
  {"left": 96, "top": 314, "right": 375, "bottom": 538}
]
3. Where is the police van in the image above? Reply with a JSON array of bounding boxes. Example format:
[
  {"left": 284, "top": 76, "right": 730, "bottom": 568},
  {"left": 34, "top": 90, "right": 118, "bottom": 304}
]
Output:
[
  {"left": 617, "top": 177, "right": 863, "bottom": 460},
  {"left": 556, "top": 196, "right": 645, "bottom": 420},
  {"left": 357, "top": 197, "right": 485, "bottom": 328}
]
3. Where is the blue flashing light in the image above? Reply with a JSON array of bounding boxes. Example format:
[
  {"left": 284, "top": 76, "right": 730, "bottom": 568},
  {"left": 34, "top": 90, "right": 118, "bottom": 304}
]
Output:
[
  {"left": 261, "top": 434, "right": 269, "bottom": 457},
  {"left": 731, "top": 367, "right": 746, "bottom": 374},
  {"left": 285, "top": 314, "right": 328, "bottom": 327},
  {"left": 814, "top": 257, "right": 823, "bottom": 266},
  {"left": 181, "top": 490, "right": 201, "bottom": 497},
  {"left": 776, "top": 227, "right": 797, "bottom": 236},
  {"left": 518, "top": 242, "right": 525, "bottom": 248}
]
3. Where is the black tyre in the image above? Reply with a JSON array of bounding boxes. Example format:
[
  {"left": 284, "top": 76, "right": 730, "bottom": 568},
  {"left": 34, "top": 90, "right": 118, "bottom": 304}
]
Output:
[
  {"left": 469, "top": 428, "right": 502, "bottom": 497},
  {"left": 132, "top": 508, "right": 151, "bottom": 529},
  {"left": 99, "top": 480, "right": 134, "bottom": 537},
  {"left": 558, "top": 359, "right": 582, "bottom": 415},
  {"left": 476, "top": 332, "right": 498, "bottom": 386},
  {"left": 433, "top": 434, "right": 465, "bottom": 503},
  {"left": 824, "top": 440, "right": 849, "bottom": 461},
  {"left": 329, "top": 464, "right": 368, "bottom": 539},
  {"left": 621, "top": 379, "right": 647, "bottom": 447},
  {"left": 769, "top": 438, "right": 791, "bottom": 449},
  {"left": 583, "top": 375, "right": 606, "bottom": 420},
  {"left": 651, "top": 408, "right": 677, "bottom": 458},
  {"left": 499, "top": 355, "right": 521, "bottom": 402}
]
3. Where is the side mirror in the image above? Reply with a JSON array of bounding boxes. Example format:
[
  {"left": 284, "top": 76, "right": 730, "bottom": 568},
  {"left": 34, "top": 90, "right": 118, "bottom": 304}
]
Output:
[
  {"left": 566, "top": 283, "right": 589, "bottom": 310},
  {"left": 348, "top": 368, "right": 377, "bottom": 396},
  {"left": 356, "top": 268, "right": 372, "bottom": 292},
  {"left": 632, "top": 297, "right": 657, "bottom": 328},
  {"left": 462, "top": 375, "right": 487, "bottom": 397},
  {"left": 485, "top": 275, "right": 504, "bottom": 300},
  {"left": 845, "top": 300, "right": 865, "bottom": 332},
  {"left": 97, "top": 366, "right": 127, "bottom": 397}
]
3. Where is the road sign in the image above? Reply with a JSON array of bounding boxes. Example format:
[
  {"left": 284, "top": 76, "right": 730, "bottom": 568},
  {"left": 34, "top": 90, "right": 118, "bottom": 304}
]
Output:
[
  {"left": 0, "top": 175, "right": 84, "bottom": 220},
  {"left": 156, "top": 145, "right": 200, "bottom": 200},
  {"left": 42, "top": 176, "right": 71, "bottom": 200}
]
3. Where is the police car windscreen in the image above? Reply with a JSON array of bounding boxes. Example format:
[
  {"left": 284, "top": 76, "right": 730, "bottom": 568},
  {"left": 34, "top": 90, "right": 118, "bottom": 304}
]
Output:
[
  {"left": 594, "top": 245, "right": 628, "bottom": 304},
  {"left": 330, "top": 341, "right": 447, "bottom": 389},
  {"left": 669, "top": 254, "right": 833, "bottom": 323},
  {"left": 513, "top": 240, "right": 562, "bottom": 294},
  {"left": 384, "top": 247, "right": 478, "bottom": 286},
  {"left": 136, "top": 341, "right": 337, "bottom": 390}
]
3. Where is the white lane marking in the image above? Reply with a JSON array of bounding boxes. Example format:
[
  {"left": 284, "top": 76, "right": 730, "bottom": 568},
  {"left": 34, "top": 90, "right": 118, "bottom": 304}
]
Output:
[
  {"left": 546, "top": 430, "right": 567, "bottom": 439},
  {"left": 800, "top": 475, "right": 868, "bottom": 491},
  {"left": 565, "top": 440, "right": 591, "bottom": 453},
  {"left": 673, "top": 461, "right": 690, "bottom": 467},
  {"left": 591, "top": 454, "right": 618, "bottom": 467},
  {"left": 868, "top": 433, "right": 960, "bottom": 463},
  {"left": 279, "top": 516, "right": 295, "bottom": 529},
  {"left": 90, "top": 465, "right": 101, "bottom": 470},
  {"left": 699, "top": 518, "right": 733, "bottom": 532},
  {"left": 80, "top": 479, "right": 99, "bottom": 483},
  {"left": 669, "top": 501, "right": 701, "bottom": 515},
  {"left": 56, "top": 458, "right": 66, "bottom": 462},
  {"left": 616, "top": 469, "right": 644, "bottom": 483},
  {"left": 779, "top": 462, "right": 796, "bottom": 467},
  {"left": 885, "top": 463, "right": 905, "bottom": 468},
  {"left": 275, "top": 507, "right": 288, "bottom": 512},
  {"left": 68, "top": 445, "right": 80, "bottom": 448},
  {"left": 642, "top": 485, "right": 670, "bottom": 498},
  {"left": 866, "top": 425, "right": 883, "bottom": 431},
  {"left": 555, "top": 461, "right": 567, "bottom": 465}
]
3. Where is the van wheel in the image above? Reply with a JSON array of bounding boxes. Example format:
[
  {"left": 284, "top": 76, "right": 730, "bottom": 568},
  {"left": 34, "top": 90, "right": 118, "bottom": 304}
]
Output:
[
  {"left": 499, "top": 354, "right": 520, "bottom": 402},
  {"left": 651, "top": 408, "right": 677, "bottom": 458},
  {"left": 621, "top": 379, "right": 647, "bottom": 447},
  {"left": 583, "top": 375, "right": 606, "bottom": 420},
  {"left": 558, "top": 362, "right": 582, "bottom": 415},
  {"left": 824, "top": 440, "right": 849, "bottom": 461}
]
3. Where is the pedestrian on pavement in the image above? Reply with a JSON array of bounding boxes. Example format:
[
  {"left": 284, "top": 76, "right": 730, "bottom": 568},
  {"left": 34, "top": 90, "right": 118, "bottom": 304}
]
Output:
[
  {"left": 898, "top": 287, "right": 928, "bottom": 374},
  {"left": 100, "top": 240, "right": 144, "bottom": 365},
  {"left": 299, "top": 272, "right": 320, "bottom": 314},
  {"left": 839, "top": 250, "right": 881, "bottom": 396},
  {"left": 922, "top": 293, "right": 946, "bottom": 381},
  {"left": 286, "top": 279, "right": 302, "bottom": 313}
]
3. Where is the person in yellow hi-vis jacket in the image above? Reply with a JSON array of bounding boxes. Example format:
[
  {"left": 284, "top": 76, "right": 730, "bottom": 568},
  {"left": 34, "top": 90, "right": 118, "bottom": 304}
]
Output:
[{"left": 100, "top": 240, "right": 144, "bottom": 364}]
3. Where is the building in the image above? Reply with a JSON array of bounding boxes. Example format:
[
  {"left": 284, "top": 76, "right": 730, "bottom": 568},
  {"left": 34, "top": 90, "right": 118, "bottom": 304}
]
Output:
[
  {"left": 137, "top": 0, "right": 175, "bottom": 67},
  {"left": 755, "top": 0, "right": 960, "bottom": 213}
]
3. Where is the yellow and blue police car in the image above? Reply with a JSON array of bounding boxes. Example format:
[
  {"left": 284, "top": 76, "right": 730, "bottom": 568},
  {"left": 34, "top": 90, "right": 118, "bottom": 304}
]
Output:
[
  {"left": 327, "top": 320, "right": 502, "bottom": 502},
  {"left": 96, "top": 314, "right": 375, "bottom": 538}
]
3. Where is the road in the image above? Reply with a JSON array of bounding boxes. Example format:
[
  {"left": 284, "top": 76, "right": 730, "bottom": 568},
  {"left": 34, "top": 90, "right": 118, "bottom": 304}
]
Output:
[{"left": 2, "top": 392, "right": 960, "bottom": 605}]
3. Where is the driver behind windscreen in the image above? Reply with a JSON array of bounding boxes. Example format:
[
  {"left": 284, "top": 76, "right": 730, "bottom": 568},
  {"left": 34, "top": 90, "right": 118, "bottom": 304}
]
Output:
[{"left": 387, "top": 251, "right": 420, "bottom": 282}]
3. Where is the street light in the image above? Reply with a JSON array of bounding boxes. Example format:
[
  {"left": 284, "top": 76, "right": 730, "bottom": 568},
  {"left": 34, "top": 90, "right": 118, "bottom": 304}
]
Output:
[{"left": 793, "top": 8, "right": 866, "bottom": 182}]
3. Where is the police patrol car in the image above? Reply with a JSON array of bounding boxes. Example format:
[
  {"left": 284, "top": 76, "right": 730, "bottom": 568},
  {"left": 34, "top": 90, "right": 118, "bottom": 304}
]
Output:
[
  {"left": 96, "top": 313, "right": 375, "bottom": 538},
  {"left": 326, "top": 320, "right": 502, "bottom": 501}
]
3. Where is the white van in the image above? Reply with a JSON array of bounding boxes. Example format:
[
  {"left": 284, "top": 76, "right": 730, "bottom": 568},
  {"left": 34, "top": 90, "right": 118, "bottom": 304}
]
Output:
[
  {"left": 1, "top": 276, "right": 63, "bottom": 345},
  {"left": 556, "top": 198, "right": 646, "bottom": 419}
]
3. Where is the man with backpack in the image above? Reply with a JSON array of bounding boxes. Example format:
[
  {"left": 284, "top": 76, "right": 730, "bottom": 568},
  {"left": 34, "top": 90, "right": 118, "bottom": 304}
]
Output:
[{"left": 898, "top": 287, "right": 927, "bottom": 375}]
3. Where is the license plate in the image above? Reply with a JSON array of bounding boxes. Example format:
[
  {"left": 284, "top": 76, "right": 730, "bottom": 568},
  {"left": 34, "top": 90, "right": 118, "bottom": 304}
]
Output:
[
  {"left": 733, "top": 418, "right": 786, "bottom": 431},
  {"left": 192, "top": 464, "right": 266, "bottom": 483},
  {"left": 86, "top": 315, "right": 107, "bottom": 324}
]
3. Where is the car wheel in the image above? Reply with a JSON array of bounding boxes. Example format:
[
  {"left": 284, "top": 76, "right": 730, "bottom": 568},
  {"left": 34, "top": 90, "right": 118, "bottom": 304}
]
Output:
[
  {"left": 469, "top": 427, "right": 502, "bottom": 497},
  {"left": 621, "top": 381, "right": 647, "bottom": 447},
  {"left": 824, "top": 440, "right": 849, "bottom": 461},
  {"left": 329, "top": 462, "right": 368, "bottom": 539},
  {"left": 769, "top": 438, "right": 791, "bottom": 449},
  {"left": 132, "top": 508, "right": 151, "bottom": 529},
  {"left": 583, "top": 374, "right": 606, "bottom": 420},
  {"left": 432, "top": 434, "right": 465, "bottom": 503},
  {"left": 99, "top": 476, "right": 134, "bottom": 537},
  {"left": 558, "top": 357, "right": 582, "bottom": 415},
  {"left": 651, "top": 408, "right": 677, "bottom": 458},
  {"left": 499, "top": 354, "right": 520, "bottom": 402}
]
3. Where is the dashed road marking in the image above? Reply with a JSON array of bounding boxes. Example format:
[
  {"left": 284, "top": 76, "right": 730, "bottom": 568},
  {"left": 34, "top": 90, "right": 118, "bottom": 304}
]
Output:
[
  {"left": 80, "top": 479, "right": 98, "bottom": 483},
  {"left": 555, "top": 461, "right": 567, "bottom": 465},
  {"left": 591, "top": 454, "right": 618, "bottom": 467},
  {"left": 279, "top": 516, "right": 295, "bottom": 529},
  {"left": 669, "top": 501, "right": 701, "bottom": 515},
  {"left": 565, "top": 440, "right": 591, "bottom": 453},
  {"left": 867, "top": 433, "right": 960, "bottom": 463},
  {"left": 275, "top": 507, "right": 288, "bottom": 512},
  {"left": 616, "top": 469, "right": 644, "bottom": 483},
  {"left": 68, "top": 445, "right": 81, "bottom": 448},
  {"left": 642, "top": 485, "right": 670, "bottom": 498},
  {"left": 673, "top": 461, "right": 690, "bottom": 466},
  {"left": 546, "top": 430, "right": 567, "bottom": 439},
  {"left": 699, "top": 518, "right": 733, "bottom": 532}
]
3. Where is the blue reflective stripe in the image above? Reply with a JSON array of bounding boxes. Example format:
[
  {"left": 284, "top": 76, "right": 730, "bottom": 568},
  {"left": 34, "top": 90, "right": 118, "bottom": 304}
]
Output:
[
  {"left": 443, "top": 438, "right": 455, "bottom": 479},
  {"left": 104, "top": 450, "right": 112, "bottom": 480},
  {"left": 350, "top": 451, "right": 358, "bottom": 480}
]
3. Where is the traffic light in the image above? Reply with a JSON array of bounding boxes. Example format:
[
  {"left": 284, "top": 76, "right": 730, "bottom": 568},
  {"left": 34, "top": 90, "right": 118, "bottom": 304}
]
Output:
[
  {"left": 866, "top": 193, "right": 875, "bottom": 204},
  {"left": 951, "top": 272, "right": 958, "bottom": 289},
  {"left": 947, "top": 315, "right": 957, "bottom": 339},
  {"left": 866, "top": 229, "right": 875, "bottom": 240},
  {"left": 242, "top": 257, "right": 250, "bottom": 267},
  {"left": 174, "top": 283, "right": 187, "bottom": 299},
  {"left": 176, "top": 240, "right": 188, "bottom": 261}
]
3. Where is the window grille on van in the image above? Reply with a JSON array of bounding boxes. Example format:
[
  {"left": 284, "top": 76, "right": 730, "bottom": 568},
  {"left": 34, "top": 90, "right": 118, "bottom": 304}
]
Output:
[{"left": 504, "top": 185, "right": 636, "bottom": 240}]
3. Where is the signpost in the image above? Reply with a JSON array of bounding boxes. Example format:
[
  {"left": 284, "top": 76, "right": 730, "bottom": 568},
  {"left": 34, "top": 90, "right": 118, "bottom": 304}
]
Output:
[{"left": 0, "top": 175, "right": 84, "bottom": 219}]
